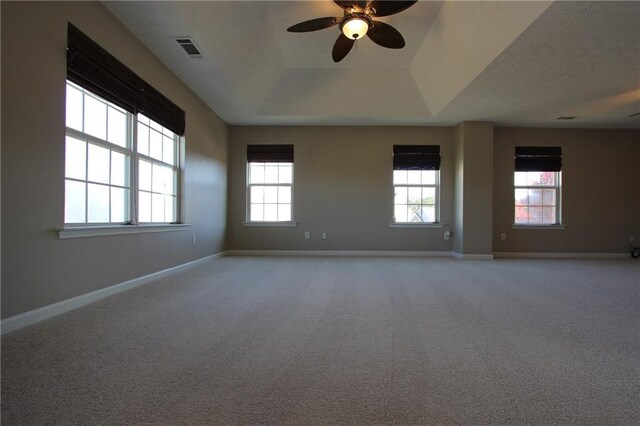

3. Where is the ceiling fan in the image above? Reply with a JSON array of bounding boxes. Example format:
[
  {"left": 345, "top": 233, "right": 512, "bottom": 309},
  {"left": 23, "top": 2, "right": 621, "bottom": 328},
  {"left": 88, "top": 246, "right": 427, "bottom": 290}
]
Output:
[{"left": 287, "top": 1, "right": 418, "bottom": 63}]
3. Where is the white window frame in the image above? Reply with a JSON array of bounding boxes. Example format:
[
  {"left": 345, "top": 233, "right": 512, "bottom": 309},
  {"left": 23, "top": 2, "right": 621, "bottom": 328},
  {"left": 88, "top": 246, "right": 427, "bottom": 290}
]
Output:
[
  {"left": 392, "top": 169, "right": 441, "bottom": 225},
  {"left": 513, "top": 170, "right": 562, "bottom": 226},
  {"left": 63, "top": 80, "right": 183, "bottom": 231},
  {"left": 245, "top": 162, "right": 295, "bottom": 224}
]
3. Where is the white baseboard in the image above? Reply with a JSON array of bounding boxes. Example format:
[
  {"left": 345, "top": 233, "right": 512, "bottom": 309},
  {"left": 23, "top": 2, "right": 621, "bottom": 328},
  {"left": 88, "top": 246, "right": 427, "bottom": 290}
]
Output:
[
  {"left": 452, "top": 252, "right": 494, "bottom": 260},
  {"left": 493, "top": 252, "right": 630, "bottom": 259},
  {"left": 1, "top": 252, "right": 224, "bottom": 335},
  {"left": 225, "top": 250, "right": 454, "bottom": 257}
]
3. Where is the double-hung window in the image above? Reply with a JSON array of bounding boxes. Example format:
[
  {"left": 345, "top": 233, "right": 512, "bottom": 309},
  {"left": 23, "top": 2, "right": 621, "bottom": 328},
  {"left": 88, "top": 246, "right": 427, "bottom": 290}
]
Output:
[
  {"left": 392, "top": 145, "right": 441, "bottom": 223},
  {"left": 246, "top": 145, "right": 294, "bottom": 222},
  {"left": 65, "top": 23, "right": 184, "bottom": 226},
  {"left": 514, "top": 146, "right": 562, "bottom": 225}
]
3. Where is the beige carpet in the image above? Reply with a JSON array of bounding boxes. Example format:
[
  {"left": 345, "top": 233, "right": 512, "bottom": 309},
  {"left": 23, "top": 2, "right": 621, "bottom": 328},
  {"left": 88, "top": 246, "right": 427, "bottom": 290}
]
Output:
[{"left": 2, "top": 256, "right": 639, "bottom": 424}]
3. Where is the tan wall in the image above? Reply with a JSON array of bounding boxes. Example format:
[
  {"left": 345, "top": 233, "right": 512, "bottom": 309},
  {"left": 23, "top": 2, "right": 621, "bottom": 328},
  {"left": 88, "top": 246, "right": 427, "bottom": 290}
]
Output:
[
  {"left": 1, "top": 1, "right": 228, "bottom": 318},
  {"left": 227, "top": 126, "right": 454, "bottom": 251},
  {"left": 493, "top": 127, "right": 640, "bottom": 253}
]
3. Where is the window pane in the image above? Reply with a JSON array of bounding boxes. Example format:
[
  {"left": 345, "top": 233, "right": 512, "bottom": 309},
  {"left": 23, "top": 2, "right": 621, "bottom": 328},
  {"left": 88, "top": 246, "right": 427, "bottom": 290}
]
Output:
[
  {"left": 407, "top": 170, "right": 421, "bottom": 185},
  {"left": 87, "top": 144, "right": 110, "bottom": 184},
  {"left": 87, "top": 183, "right": 110, "bottom": 223},
  {"left": 408, "top": 205, "right": 422, "bottom": 222},
  {"left": 164, "top": 196, "right": 175, "bottom": 223},
  {"left": 84, "top": 95, "right": 107, "bottom": 140},
  {"left": 65, "top": 180, "right": 86, "bottom": 223},
  {"left": 65, "top": 136, "right": 86, "bottom": 180},
  {"left": 422, "top": 170, "right": 436, "bottom": 185},
  {"left": 251, "top": 186, "right": 264, "bottom": 203},
  {"left": 540, "top": 172, "right": 556, "bottom": 186},
  {"left": 422, "top": 187, "right": 436, "bottom": 205},
  {"left": 138, "top": 114, "right": 149, "bottom": 126},
  {"left": 139, "top": 191, "right": 151, "bottom": 222},
  {"left": 137, "top": 123, "right": 149, "bottom": 156},
  {"left": 394, "top": 186, "right": 407, "bottom": 205},
  {"left": 515, "top": 206, "right": 528, "bottom": 224},
  {"left": 408, "top": 187, "right": 421, "bottom": 204},
  {"left": 264, "top": 165, "right": 278, "bottom": 183},
  {"left": 278, "top": 186, "right": 291, "bottom": 204},
  {"left": 264, "top": 186, "right": 278, "bottom": 203},
  {"left": 393, "top": 170, "right": 407, "bottom": 185},
  {"left": 163, "top": 136, "right": 175, "bottom": 165},
  {"left": 139, "top": 160, "right": 152, "bottom": 191},
  {"left": 542, "top": 189, "right": 556, "bottom": 206},
  {"left": 394, "top": 205, "right": 408, "bottom": 223},
  {"left": 264, "top": 204, "right": 278, "bottom": 221},
  {"left": 514, "top": 172, "right": 527, "bottom": 186},
  {"left": 278, "top": 204, "right": 291, "bottom": 222},
  {"left": 164, "top": 168, "right": 176, "bottom": 196},
  {"left": 111, "top": 151, "right": 126, "bottom": 187},
  {"left": 249, "top": 163, "right": 264, "bottom": 184},
  {"left": 528, "top": 207, "right": 542, "bottom": 224},
  {"left": 528, "top": 189, "right": 542, "bottom": 206},
  {"left": 250, "top": 204, "right": 264, "bottom": 221},
  {"left": 515, "top": 189, "right": 528, "bottom": 206},
  {"left": 152, "top": 163, "right": 165, "bottom": 193},
  {"left": 66, "top": 84, "right": 83, "bottom": 131},
  {"left": 107, "top": 107, "right": 127, "bottom": 147},
  {"left": 418, "top": 206, "right": 436, "bottom": 222},
  {"left": 149, "top": 129, "right": 163, "bottom": 161},
  {"left": 149, "top": 117, "right": 162, "bottom": 132},
  {"left": 152, "top": 193, "right": 164, "bottom": 222},
  {"left": 110, "top": 187, "right": 127, "bottom": 223},
  {"left": 542, "top": 207, "right": 556, "bottom": 224},
  {"left": 279, "top": 164, "right": 293, "bottom": 184}
]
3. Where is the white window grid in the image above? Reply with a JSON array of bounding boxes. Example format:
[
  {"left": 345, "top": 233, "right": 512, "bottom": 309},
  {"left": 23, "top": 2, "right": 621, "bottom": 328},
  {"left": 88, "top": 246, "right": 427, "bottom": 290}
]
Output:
[
  {"left": 393, "top": 170, "right": 440, "bottom": 223},
  {"left": 514, "top": 171, "right": 561, "bottom": 225},
  {"left": 246, "top": 162, "right": 293, "bottom": 222},
  {"left": 64, "top": 81, "right": 180, "bottom": 225}
]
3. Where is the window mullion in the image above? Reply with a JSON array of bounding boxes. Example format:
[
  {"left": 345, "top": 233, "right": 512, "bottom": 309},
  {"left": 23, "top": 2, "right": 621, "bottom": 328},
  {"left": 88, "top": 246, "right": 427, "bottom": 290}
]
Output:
[{"left": 130, "top": 112, "right": 138, "bottom": 224}]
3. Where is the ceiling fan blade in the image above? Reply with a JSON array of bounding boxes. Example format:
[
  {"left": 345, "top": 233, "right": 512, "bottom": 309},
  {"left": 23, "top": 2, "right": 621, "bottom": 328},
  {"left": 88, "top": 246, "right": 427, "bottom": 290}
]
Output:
[
  {"left": 334, "top": 1, "right": 368, "bottom": 11},
  {"left": 332, "top": 33, "right": 355, "bottom": 62},
  {"left": 367, "top": 21, "right": 405, "bottom": 48},
  {"left": 367, "top": 1, "right": 417, "bottom": 17},
  {"left": 287, "top": 17, "right": 339, "bottom": 32}
]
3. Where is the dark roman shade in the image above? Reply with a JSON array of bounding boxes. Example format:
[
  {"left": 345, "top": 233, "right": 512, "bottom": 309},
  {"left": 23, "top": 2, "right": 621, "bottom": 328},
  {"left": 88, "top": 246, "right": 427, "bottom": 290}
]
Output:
[
  {"left": 247, "top": 145, "right": 294, "bottom": 163},
  {"left": 393, "top": 145, "right": 440, "bottom": 170},
  {"left": 67, "top": 23, "right": 185, "bottom": 136},
  {"left": 515, "top": 147, "right": 562, "bottom": 172}
]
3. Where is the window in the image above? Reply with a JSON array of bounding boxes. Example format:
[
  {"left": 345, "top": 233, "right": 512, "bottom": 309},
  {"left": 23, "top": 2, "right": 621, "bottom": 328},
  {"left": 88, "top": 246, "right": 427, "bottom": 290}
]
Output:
[
  {"left": 392, "top": 145, "right": 441, "bottom": 223},
  {"left": 64, "top": 24, "right": 185, "bottom": 227},
  {"left": 514, "top": 146, "right": 562, "bottom": 225},
  {"left": 246, "top": 145, "right": 294, "bottom": 222},
  {"left": 64, "top": 81, "right": 179, "bottom": 224}
]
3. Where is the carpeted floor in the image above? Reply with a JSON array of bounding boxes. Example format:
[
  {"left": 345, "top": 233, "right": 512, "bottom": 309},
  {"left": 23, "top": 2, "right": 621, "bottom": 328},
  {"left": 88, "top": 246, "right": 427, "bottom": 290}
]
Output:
[{"left": 2, "top": 256, "right": 639, "bottom": 424}]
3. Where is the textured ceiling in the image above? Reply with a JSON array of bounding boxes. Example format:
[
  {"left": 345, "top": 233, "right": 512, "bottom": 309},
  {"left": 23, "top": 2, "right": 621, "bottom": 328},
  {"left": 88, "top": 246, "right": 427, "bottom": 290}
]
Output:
[{"left": 103, "top": 1, "right": 640, "bottom": 128}]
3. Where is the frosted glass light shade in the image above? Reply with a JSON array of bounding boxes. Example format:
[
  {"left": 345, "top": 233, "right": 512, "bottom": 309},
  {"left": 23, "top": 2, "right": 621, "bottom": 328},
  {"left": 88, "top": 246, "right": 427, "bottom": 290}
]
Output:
[{"left": 342, "top": 18, "right": 369, "bottom": 40}]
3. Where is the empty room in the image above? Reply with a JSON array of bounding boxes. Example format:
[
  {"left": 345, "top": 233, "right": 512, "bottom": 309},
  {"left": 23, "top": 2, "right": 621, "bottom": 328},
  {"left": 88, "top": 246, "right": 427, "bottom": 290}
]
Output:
[{"left": 1, "top": 0, "right": 639, "bottom": 424}]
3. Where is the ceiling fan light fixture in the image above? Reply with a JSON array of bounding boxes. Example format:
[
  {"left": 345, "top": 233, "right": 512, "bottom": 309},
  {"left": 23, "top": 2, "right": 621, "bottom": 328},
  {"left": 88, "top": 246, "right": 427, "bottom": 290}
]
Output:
[{"left": 342, "top": 17, "right": 369, "bottom": 40}]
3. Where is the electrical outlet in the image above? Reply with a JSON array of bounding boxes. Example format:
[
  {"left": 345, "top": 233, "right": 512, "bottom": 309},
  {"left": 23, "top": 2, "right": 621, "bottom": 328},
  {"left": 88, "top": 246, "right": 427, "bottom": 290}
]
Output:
[
  {"left": 631, "top": 236, "right": 636, "bottom": 244},
  {"left": 192, "top": 234, "right": 197, "bottom": 245},
  {"left": 305, "top": 232, "right": 310, "bottom": 240},
  {"left": 322, "top": 232, "right": 327, "bottom": 240},
  {"left": 501, "top": 233, "right": 507, "bottom": 241},
  {"left": 443, "top": 231, "right": 450, "bottom": 240}
]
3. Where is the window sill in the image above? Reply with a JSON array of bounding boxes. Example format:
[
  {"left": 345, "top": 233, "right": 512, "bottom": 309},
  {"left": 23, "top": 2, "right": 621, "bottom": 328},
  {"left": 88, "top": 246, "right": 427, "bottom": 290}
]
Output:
[
  {"left": 242, "top": 221, "right": 298, "bottom": 227},
  {"left": 512, "top": 224, "right": 566, "bottom": 230},
  {"left": 389, "top": 222, "right": 445, "bottom": 229},
  {"left": 58, "top": 223, "right": 191, "bottom": 239}
]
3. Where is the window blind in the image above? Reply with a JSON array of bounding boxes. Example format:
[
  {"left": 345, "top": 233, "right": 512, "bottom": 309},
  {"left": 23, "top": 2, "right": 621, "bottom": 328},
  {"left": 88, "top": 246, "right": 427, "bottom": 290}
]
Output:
[
  {"left": 393, "top": 145, "right": 441, "bottom": 170},
  {"left": 67, "top": 23, "right": 185, "bottom": 136},
  {"left": 247, "top": 145, "right": 294, "bottom": 163},
  {"left": 515, "top": 146, "right": 562, "bottom": 171}
]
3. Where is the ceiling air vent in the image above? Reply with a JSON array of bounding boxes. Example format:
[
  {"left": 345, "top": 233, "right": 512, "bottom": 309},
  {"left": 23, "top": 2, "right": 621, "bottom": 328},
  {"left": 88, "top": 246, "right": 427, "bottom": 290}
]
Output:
[
  {"left": 175, "top": 37, "right": 203, "bottom": 58},
  {"left": 556, "top": 116, "right": 577, "bottom": 120}
]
